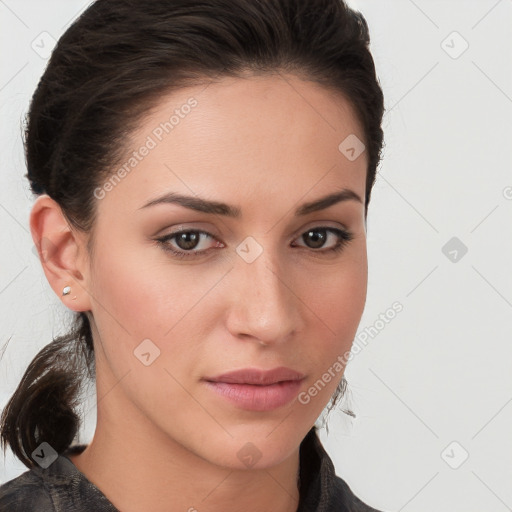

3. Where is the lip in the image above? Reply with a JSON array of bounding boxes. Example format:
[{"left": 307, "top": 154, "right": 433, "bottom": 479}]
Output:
[
  {"left": 204, "top": 367, "right": 305, "bottom": 385},
  {"left": 203, "top": 367, "right": 305, "bottom": 412}
]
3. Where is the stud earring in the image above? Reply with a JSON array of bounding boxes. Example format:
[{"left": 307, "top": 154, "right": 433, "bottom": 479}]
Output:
[{"left": 62, "top": 286, "right": 77, "bottom": 300}]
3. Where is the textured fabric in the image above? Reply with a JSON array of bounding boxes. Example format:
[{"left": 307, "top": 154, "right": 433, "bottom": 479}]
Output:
[
  {"left": 0, "top": 427, "right": 384, "bottom": 511},
  {"left": 296, "top": 428, "right": 384, "bottom": 512}
]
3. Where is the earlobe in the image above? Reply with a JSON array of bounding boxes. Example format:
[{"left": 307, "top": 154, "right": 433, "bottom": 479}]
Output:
[{"left": 30, "top": 194, "right": 92, "bottom": 312}]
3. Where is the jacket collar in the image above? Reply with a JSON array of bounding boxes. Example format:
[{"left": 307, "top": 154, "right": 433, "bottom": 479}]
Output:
[{"left": 297, "top": 426, "right": 339, "bottom": 511}]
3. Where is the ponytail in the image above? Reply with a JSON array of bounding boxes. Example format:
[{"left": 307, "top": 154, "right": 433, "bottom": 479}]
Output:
[{"left": 0, "top": 312, "right": 94, "bottom": 468}]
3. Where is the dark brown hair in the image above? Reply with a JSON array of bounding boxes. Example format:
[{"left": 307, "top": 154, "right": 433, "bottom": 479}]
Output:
[{"left": 1, "top": 0, "right": 384, "bottom": 468}]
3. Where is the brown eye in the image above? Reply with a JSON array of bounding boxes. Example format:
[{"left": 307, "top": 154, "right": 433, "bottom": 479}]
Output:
[
  {"left": 293, "top": 227, "right": 353, "bottom": 253},
  {"left": 156, "top": 229, "right": 220, "bottom": 258},
  {"left": 302, "top": 229, "right": 328, "bottom": 249},
  {"left": 174, "top": 231, "right": 202, "bottom": 251}
]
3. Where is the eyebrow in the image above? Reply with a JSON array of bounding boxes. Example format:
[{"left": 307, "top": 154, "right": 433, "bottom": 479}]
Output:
[{"left": 139, "top": 188, "right": 362, "bottom": 217}]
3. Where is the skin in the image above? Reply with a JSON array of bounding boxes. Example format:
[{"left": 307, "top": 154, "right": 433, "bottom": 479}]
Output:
[{"left": 30, "top": 73, "right": 368, "bottom": 512}]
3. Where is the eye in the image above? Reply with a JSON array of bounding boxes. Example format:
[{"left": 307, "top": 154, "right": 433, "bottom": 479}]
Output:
[
  {"left": 291, "top": 227, "right": 353, "bottom": 253},
  {"left": 155, "top": 226, "right": 353, "bottom": 259},
  {"left": 156, "top": 229, "right": 221, "bottom": 258}
]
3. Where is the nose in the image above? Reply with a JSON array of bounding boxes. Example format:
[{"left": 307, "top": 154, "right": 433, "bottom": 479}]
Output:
[{"left": 225, "top": 244, "right": 303, "bottom": 346}]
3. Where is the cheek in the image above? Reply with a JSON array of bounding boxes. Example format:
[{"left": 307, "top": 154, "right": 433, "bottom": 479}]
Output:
[
  {"left": 302, "top": 249, "right": 367, "bottom": 336},
  {"left": 90, "top": 242, "right": 186, "bottom": 333},
  {"left": 88, "top": 243, "right": 219, "bottom": 373},
  {"left": 86, "top": 245, "right": 169, "bottom": 368},
  {"left": 297, "top": 276, "right": 366, "bottom": 419},
  {"left": 298, "top": 249, "right": 367, "bottom": 387}
]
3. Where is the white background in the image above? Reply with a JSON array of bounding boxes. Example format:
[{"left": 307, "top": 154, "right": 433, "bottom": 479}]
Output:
[{"left": 1, "top": 1, "right": 511, "bottom": 511}]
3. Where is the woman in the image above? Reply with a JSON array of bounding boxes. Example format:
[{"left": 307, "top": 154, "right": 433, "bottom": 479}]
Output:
[{"left": 0, "top": 0, "right": 385, "bottom": 510}]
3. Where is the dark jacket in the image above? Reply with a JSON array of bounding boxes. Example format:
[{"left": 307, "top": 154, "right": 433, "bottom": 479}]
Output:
[{"left": 0, "top": 427, "right": 385, "bottom": 511}]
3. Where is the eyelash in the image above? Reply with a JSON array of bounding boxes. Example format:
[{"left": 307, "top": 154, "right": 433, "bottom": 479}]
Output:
[{"left": 155, "top": 226, "right": 354, "bottom": 260}]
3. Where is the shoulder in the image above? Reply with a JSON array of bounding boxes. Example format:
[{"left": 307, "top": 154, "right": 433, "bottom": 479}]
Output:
[
  {"left": 331, "top": 474, "right": 386, "bottom": 512},
  {"left": 1, "top": 446, "right": 119, "bottom": 512},
  {"left": 0, "top": 445, "right": 87, "bottom": 512},
  {"left": 0, "top": 467, "right": 55, "bottom": 511}
]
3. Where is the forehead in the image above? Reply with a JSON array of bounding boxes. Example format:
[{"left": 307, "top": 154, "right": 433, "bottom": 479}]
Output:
[{"left": 97, "top": 73, "right": 367, "bottom": 218}]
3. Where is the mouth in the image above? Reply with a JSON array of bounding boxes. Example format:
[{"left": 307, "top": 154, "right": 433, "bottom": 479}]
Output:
[{"left": 202, "top": 367, "right": 305, "bottom": 411}]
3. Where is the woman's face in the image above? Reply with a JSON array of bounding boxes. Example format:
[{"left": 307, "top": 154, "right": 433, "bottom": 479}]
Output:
[{"left": 81, "top": 73, "right": 368, "bottom": 469}]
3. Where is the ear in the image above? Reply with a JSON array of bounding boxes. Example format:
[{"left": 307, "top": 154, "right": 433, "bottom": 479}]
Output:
[{"left": 30, "top": 194, "right": 92, "bottom": 312}]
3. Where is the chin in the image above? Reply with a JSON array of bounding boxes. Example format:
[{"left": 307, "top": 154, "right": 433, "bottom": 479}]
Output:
[{"left": 197, "top": 424, "right": 304, "bottom": 471}]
